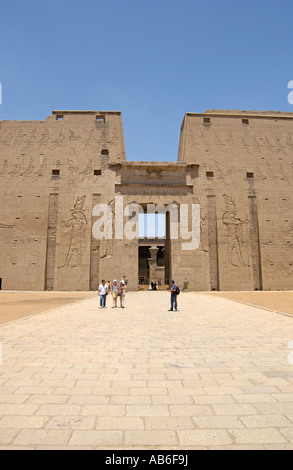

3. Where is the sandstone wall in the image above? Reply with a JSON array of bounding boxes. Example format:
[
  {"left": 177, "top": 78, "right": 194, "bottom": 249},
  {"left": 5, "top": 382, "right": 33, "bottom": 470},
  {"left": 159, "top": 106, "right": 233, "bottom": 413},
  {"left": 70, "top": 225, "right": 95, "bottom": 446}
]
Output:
[
  {"left": 178, "top": 110, "right": 293, "bottom": 290},
  {"left": 1, "top": 109, "right": 292, "bottom": 291},
  {"left": 0, "top": 111, "right": 126, "bottom": 290}
]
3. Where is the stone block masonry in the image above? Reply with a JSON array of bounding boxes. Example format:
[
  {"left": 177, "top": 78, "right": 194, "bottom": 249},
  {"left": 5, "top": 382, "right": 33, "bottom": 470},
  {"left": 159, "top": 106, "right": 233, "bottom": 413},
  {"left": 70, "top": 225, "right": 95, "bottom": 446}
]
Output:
[{"left": 0, "top": 109, "right": 293, "bottom": 291}]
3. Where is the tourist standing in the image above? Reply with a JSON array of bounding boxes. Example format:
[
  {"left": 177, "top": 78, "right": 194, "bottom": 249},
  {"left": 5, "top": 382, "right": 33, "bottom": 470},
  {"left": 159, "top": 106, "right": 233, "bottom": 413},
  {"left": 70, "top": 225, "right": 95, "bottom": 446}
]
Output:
[
  {"left": 112, "top": 279, "right": 119, "bottom": 308},
  {"left": 99, "top": 279, "right": 108, "bottom": 308},
  {"left": 169, "top": 280, "right": 178, "bottom": 311},
  {"left": 119, "top": 280, "right": 126, "bottom": 308}
]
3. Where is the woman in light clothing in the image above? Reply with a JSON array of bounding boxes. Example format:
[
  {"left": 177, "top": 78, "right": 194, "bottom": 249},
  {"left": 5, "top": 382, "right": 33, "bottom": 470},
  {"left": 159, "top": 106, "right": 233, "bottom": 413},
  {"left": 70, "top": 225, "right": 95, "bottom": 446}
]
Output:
[
  {"left": 119, "top": 281, "right": 126, "bottom": 308},
  {"left": 111, "top": 280, "right": 119, "bottom": 308}
]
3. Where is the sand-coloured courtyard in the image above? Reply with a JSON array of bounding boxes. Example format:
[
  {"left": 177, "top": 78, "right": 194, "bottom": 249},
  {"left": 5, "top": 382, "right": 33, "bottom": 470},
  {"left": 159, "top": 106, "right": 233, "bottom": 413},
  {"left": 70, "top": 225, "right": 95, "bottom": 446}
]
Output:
[{"left": 0, "top": 290, "right": 292, "bottom": 449}]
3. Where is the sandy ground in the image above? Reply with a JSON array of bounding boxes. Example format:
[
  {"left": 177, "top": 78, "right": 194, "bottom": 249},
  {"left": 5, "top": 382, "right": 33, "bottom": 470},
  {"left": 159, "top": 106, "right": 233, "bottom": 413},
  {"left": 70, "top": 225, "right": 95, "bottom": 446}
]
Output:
[
  {"left": 211, "top": 291, "right": 293, "bottom": 316},
  {"left": 0, "top": 291, "right": 98, "bottom": 325},
  {"left": 0, "top": 290, "right": 293, "bottom": 326}
]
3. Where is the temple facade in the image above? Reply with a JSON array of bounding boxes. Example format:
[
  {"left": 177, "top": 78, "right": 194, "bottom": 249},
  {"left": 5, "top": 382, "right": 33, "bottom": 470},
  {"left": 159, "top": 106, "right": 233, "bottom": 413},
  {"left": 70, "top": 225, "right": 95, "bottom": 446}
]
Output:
[{"left": 0, "top": 109, "right": 293, "bottom": 291}]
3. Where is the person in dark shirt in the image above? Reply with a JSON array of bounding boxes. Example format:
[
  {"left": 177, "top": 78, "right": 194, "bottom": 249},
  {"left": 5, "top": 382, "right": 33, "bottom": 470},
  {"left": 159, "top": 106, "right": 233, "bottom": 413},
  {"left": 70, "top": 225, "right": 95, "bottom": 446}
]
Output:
[{"left": 169, "top": 280, "right": 178, "bottom": 311}]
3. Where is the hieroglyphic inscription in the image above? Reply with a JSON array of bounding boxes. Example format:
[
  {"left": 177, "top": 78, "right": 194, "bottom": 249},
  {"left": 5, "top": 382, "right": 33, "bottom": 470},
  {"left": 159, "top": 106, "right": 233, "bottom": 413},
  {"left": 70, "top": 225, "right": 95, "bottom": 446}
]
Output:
[{"left": 45, "top": 194, "right": 59, "bottom": 290}]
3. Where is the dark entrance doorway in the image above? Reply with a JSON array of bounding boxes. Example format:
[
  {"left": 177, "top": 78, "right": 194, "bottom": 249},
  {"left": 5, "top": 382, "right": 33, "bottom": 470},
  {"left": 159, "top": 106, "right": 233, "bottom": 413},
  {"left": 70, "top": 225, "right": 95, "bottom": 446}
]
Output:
[
  {"left": 137, "top": 210, "right": 171, "bottom": 288},
  {"left": 138, "top": 245, "right": 166, "bottom": 287}
]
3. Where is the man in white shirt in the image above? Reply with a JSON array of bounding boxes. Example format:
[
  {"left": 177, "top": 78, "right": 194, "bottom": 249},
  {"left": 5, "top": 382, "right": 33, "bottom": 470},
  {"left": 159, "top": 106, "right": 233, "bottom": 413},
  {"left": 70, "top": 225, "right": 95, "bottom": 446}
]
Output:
[{"left": 99, "top": 279, "right": 108, "bottom": 308}]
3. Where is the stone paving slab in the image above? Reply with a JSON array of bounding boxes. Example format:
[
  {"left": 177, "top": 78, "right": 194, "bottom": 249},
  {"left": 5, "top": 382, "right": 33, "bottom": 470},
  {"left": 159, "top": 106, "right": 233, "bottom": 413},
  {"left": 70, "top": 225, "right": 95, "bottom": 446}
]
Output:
[{"left": 0, "top": 291, "right": 293, "bottom": 449}]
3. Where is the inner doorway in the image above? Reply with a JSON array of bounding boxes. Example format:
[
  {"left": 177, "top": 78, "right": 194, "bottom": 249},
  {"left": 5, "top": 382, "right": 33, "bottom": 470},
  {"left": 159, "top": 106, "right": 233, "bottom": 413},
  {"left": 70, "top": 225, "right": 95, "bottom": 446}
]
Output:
[
  {"left": 138, "top": 245, "right": 166, "bottom": 287},
  {"left": 137, "top": 211, "right": 171, "bottom": 289}
]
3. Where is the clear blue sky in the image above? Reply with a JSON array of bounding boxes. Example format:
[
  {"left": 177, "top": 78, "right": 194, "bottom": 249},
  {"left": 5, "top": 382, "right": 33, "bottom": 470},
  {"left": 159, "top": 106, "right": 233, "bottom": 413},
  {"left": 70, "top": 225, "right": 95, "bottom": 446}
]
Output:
[{"left": 1, "top": 0, "right": 293, "bottom": 161}]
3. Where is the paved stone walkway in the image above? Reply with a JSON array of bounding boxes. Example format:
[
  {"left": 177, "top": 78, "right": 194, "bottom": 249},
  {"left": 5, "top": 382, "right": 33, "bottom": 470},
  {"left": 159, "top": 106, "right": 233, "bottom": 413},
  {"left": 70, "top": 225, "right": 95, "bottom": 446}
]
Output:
[{"left": 0, "top": 291, "right": 293, "bottom": 449}]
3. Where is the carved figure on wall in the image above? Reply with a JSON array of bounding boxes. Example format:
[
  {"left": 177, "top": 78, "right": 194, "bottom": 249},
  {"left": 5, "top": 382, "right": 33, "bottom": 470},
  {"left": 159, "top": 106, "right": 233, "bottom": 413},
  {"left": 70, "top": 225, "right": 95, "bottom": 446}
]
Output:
[
  {"left": 1, "top": 134, "right": 13, "bottom": 145},
  {"left": 35, "top": 158, "right": 48, "bottom": 178},
  {"left": 69, "top": 129, "right": 79, "bottom": 142},
  {"left": 223, "top": 194, "right": 237, "bottom": 211},
  {"left": 263, "top": 136, "right": 275, "bottom": 153},
  {"left": 275, "top": 135, "right": 286, "bottom": 155},
  {"left": 38, "top": 129, "right": 50, "bottom": 147},
  {"left": 51, "top": 130, "right": 65, "bottom": 149},
  {"left": 68, "top": 159, "right": 79, "bottom": 187},
  {"left": 82, "top": 129, "right": 97, "bottom": 150},
  {"left": 74, "top": 195, "right": 86, "bottom": 210},
  {"left": 199, "top": 215, "right": 208, "bottom": 252},
  {"left": 100, "top": 199, "right": 115, "bottom": 259},
  {"left": 251, "top": 137, "right": 263, "bottom": 154},
  {"left": 79, "top": 159, "right": 93, "bottom": 182},
  {"left": 68, "top": 129, "right": 79, "bottom": 154},
  {"left": 214, "top": 161, "right": 234, "bottom": 179},
  {"left": 20, "top": 157, "right": 35, "bottom": 177},
  {"left": 60, "top": 210, "right": 88, "bottom": 268},
  {"left": 279, "top": 160, "right": 292, "bottom": 185},
  {"left": 12, "top": 130, "right": 25, "bottom": 146},
  {"left": 59, "top": 196, "right": 88, "bottom": 268},
  {"left": 222, "top": 211, "right": 249, "bottom": 268},
  {"left": 287, "top": 222, "right": 293, "bottom": 238},
  {"left": 9, "top": 162, "right": 22, "bottom": 178},
  {"left": 287, "top": 134, "right": 293, "bottom": 149},
  {"left": 254, "top": 167, "right": 267, "bottom": 180},
  {"left": 0, "top": 160, "right": 9, "bottom": 176},
  {"left": 25, "top": 129, "right": 37, "bottom": 147},
  {"left": 265, "top": 162, "right": 278, "bottom": 180}
]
